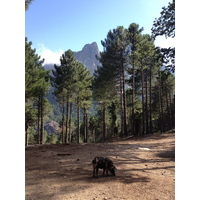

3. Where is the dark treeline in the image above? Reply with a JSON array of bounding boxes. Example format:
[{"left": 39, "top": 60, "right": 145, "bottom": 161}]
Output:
[{"left": 25, "top": 1, "right": 175, "bottom": 145}]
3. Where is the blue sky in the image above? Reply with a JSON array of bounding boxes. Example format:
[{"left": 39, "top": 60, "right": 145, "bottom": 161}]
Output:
[{"left": 25, "top": 0, "right": 175, "bottom": 64}]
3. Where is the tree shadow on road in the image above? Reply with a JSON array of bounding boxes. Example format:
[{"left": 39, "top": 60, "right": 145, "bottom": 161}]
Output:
[
  {"left": 72, "top": 167, "right": 150, "bottom": 185},
  {"left": 156, "top": 149, "right": 175, "bottom": 160}
]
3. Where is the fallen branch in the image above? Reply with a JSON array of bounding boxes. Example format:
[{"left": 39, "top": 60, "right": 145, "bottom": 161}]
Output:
[
  {"left": 57, "top": 153, "right": 71, "bottom": 156},
  {"left": 122, "top": 135, "right": 134, "bottom": 140}
]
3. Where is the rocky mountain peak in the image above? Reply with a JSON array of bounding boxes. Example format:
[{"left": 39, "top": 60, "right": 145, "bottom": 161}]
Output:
[
  {"left": 44, "top": 121, "right": 60, "bottom": 135},
  {"left": 82, "top": 42, "right": 98, "bottom": 51},
  {"left": 74, "top": 42, "right": 101, "bottom": 75},
  {"left": 44, "top": 42, "right": 101, "bottom": 75}
]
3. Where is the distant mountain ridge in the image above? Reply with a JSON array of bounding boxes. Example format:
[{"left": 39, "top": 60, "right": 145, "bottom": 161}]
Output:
[{"left": 43, "top": 42, "right": 101, "bottom": 75}]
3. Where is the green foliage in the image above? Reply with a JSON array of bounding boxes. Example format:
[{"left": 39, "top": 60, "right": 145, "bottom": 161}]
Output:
[
  {"left": 25, "top": 0, "right": 34, "bottom": 11},
  {"left": 25, "top": 102, "right": 37, "bottom": 129},
  {"left": 92, "top": 22, "right": 175, "bottom": 138},
  {"left": 25, "top": 37, "right": 51, "bottom": 145},
  {"left": 48, "top": 103, "right": 63, "bottom": 122},
  {"left": 107, "top": 102, "right": 119, "bottom": 136},
  {"left": 45, "top": 133, "right": 58, "bottom": 144},
  {"left": 51, "top": 50, "right": 93, "bottom": 143},
  {"left": 151, "top": 0, "right": 175, "bottom": 38},
  {"left": 160, "top": 47, "right": 175, "bottom": 73},
  {"left": 94, "top": 26, "right": 130, "bottom": 137},
  {"left": 75, "top": 61, "right": 93, "bottom": 108},
  {"left": 25, "top": 37, "right": 45, "bottom": 100},
  {"left": 27, "top": 126, "right": 38, "bottom": 145},
  {"left": 25, "top": 19, "right": 175, "bottom": 144},
  {"left": 151, "top": 0, "right": 175, "bottom": 72}
]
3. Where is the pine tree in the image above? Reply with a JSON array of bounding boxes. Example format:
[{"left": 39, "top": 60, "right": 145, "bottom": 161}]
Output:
[
  {"left": 35, "top": 68, "right": 51, "bottom": 144},
  {"left": 25, "top": 0, "right": 34, "bottom": 11},
  {"left": 82, "top": 89, "right": 92, "bottom": 143},
  {"left": 51, "top": 50, "right": 77, "bottom": 143},
  {"left": 51, "top": 51, "right": 92, "bottom": 144},
  {"left": 93, "top": 62, "right": 118, "bottom": 141},
  {"left": 134, "top": 34, "right": 156, "bottom": 135},
  {"left": 25, "top": 38, "right": 45, "bottom": 100},
  {"left": 127, "top": 23, "right": 144, "bottom": 135},
  {"left": 75, "top": 62, "right": 92, "bottom": 143},
  {"left": 151, "top": 0, "right": 175, "bottom": 38},
  {"left": 25, "top": 103, "right": 37, "bottom": 146},
  {"left": 89, "top": 115, "right": 98, "bottom": 142},
  {"left": 152, "top": 0, "right": 175, "bottom": 72},
  {"left": 100, "top": 26, "right": 130, "bottom": 137},
  {"left": 25, "top": 37, "right": 51, "bottom": 145}
]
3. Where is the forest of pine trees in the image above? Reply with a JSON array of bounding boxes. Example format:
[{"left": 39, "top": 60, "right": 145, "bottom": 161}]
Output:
[
  {"left": 93, "top": 23, "right": 175, "bottom": 141},
  {"left": 25, "top": 1, "right": 175, "bottom": 146}
]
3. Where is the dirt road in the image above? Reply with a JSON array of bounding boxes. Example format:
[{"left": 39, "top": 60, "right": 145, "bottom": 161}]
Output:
[{"left": 25, "top": 131, "right": 175, "bottom": 200}]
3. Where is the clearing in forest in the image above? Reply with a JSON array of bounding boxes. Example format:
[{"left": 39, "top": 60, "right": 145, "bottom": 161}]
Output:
[{"left": 26, "top": 131, "right": 175, "bottom": 200}]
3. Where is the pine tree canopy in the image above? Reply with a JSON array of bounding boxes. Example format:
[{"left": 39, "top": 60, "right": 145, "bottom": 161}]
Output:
[
  {"left": 151, "top": 0, "right": 175, "bottom": 73},
  {"left": 151, "top": 0, "right": 175, "bottom": 39}
]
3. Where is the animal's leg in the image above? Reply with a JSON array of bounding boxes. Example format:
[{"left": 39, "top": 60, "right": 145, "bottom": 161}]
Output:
[{"left": 96, "top": 168, "right": 99, "bottom": 178}]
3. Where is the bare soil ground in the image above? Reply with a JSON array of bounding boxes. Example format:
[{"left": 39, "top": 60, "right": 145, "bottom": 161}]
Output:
[{"left": 25, "top": 131, "right": 175, "bottom": 200}]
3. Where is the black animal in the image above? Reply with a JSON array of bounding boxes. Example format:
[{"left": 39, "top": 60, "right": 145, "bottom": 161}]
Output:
[{"left": 92, "top": 157, "right": 117, "bottom": 178}]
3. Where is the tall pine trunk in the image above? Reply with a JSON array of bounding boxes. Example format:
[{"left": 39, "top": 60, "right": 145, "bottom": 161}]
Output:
[
  {"left": 160, "top": 75, "right": 164, "bottom": 133},
  {"left": 93, "top": 128, "right": 96, "bottom": 143},
  {"left": 37, "top": 96, "right": 41, "bottom": 144},
  {"left": 61, "top": 99, "right": 65, "bottom": 144},
  {"left": 40, "top": 96, "right": 44, "bottom": 144},
  {"left": 77, "top": 97, "right": 80, "bottom": 144},
  {"left": 102, "top": 105, "right": 106, "bottom": 141},
  {"left": 141, "top": 65, "right": 145, "bottom": 136},
  {"left": 145, "top": 71, "right": 149, "bottom": 135},
  {"left": 69, "top": 102, "right": 72, "bottom": 143},
  {"left": 85, "top": 111, "right": 88, "bottom": 143},
  {"left": 120, "top": 70, "right": 124, "bottom": 137},
  {"left": 122, "top": 64, "right": 128, "bottom": 136},
  {"left": 149, "top": 65, "right": 153, "bottom": 134},
  {"left": 158, "top": 71, "right": 164, "bottom": 133},
  {"left": 65, "top": 100, "right": 69, "bottom": 144},
  {"left": 120, "top": 59, "right": 127, "bottom": 137},
  {"left": 165, "top": 83, "right": 171, "bottom": 131},
  {"left": 131, "top": 64, "right": 135, "bottom": 135},
  {"left": 40, "top": 112, "right": 44, "bottom": 144},
  {"left": 168, "top": 90, "right": 174, "bottom": 129},
  {"left": 25, "top": 127, "right": 28, "bottom": 146},
  {"left": 84, "top": 108, "right": 88, "bottom": 143}
]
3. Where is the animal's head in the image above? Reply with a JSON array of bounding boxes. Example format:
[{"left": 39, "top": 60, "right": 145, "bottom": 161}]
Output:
[
  {"left": 92, "top": 157, "right": 104, "bottom": 168},
  {"left": 109, "top": 165, "right": 117, "bottom": 176}
]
